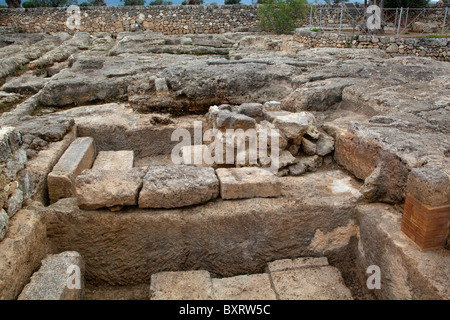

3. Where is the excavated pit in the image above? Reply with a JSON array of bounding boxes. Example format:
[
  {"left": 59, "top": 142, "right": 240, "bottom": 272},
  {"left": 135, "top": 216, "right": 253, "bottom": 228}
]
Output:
[{"left": 0, "top": 31, "right": 449, "bottom": 301}]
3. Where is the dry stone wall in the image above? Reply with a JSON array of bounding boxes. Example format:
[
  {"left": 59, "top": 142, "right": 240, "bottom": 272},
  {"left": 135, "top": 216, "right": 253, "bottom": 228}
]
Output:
[
  {"left": 295, "top": 29, "right": 450, "bottom": 62},
  {"left": 0, "top": 5, "right": 259, "bottom": 35}
]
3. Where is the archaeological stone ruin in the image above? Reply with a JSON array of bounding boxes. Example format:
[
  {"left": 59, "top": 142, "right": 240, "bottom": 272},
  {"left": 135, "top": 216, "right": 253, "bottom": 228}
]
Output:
[{"left": 0, "top": 4, "right": 449, "bottom": 302}]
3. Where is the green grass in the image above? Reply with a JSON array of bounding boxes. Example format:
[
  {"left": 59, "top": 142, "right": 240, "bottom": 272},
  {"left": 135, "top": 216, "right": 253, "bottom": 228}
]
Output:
[{"left": 310, "top": 28, "right": 320, "bottom": 32}]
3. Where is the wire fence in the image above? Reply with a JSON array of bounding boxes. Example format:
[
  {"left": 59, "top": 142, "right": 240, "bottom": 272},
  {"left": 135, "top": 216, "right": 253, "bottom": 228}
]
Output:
[{"left": 307, "top": 4, "right": 449, "bottom": 39}]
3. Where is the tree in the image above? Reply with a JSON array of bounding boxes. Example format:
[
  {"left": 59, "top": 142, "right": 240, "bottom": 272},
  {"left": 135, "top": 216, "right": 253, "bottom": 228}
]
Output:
[
  {"left": 324, "top": 0, "right": 348, "bottom": 4},
  {"left": 149, "top": 0, "right": 173, "bottom": 4},
  {"left": 182, "top": 0, "right": 204, "bottom": 4},
  {"left": 6, "top": 0, "right": 21, "bottom": 8},
  {"left": 121, "top": 0, "right": 145, "bottom": 5},
  {"left": 22, "top": 0, "right": 37, "bottom": 7},
  {"left": 22, "top": 0, "right": 77, "bottom": 6},
  {"left": 258, "top": 0, "right": 308, "bottom": 34},
  {"left": 78, "top": 0, "right": 106, "bottom": 6},
  {"left": 225, "top": 0, "right": 241, "bottom": 4},
  {"left": 384, "top": 0, "right": 429, "bottom": 7}
]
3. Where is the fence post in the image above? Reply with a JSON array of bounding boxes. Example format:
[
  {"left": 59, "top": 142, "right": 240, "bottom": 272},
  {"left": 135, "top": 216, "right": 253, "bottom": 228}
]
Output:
[
  {"left": 394, "top": 7, "right": 399, "bottom": 30},
  {"left": 309, "top": 5, "right": 313, "bottom": 29},
  {"left": 396, "top": 7, "right": 403, "bottom": 39},
  {"left": 338, "top": 4, "right": 344, "bottom": 35},
  {"left": 442, "top": 7, "right": 448, "bottom": 35},
  {"left": 404, "top": 7, "right": 409, "bottom": 29},
  {"left": 319, "top": 7, "right": 322, "bottom": 30}
]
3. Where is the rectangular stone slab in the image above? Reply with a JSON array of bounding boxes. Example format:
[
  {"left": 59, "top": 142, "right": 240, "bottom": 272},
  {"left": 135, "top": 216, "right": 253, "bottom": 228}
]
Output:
[
  {"left": 150, "top": 270, "right": 214, "bottom": 300},
  {"left": 18, "top": 251, "right": 85, "bottom": 300},
  {"left": 138, "top": 165, "right": 219, "bottom": 209},
  {"left": 75, "top": 167, "right": 148, "bottom": 210},
  {"left": 92, "top": 150, "right": 134, "bottom": 170},
  {"left": 212, "top": 274, "right": 277, "bottom": 300},
  {"left": 47, "top": 137, "right": 95, "bottom": 204},
  {"left": 269, "top": 266, "right": 353, "bottom": 300},
  {"left": 215, "top": 167, "right": 281, "bottom": 200}
]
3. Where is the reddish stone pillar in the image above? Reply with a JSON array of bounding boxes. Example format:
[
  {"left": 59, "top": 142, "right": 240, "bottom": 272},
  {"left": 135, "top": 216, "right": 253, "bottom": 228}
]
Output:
[{"left": 401, "top": 166, "right": 450, "bottom": 249}]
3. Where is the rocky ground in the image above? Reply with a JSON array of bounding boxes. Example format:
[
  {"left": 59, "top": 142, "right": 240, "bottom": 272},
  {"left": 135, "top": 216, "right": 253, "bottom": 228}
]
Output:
[{"left": 0, "top": 30, "right": 448, "bottom": 300}]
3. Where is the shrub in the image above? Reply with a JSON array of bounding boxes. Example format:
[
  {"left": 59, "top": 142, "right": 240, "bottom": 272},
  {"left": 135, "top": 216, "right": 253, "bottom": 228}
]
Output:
[
  {"left": 149, "top": 0, "right": 173, "bottom": 4},
  {"left": 121, "top": 0, "right": 145, "bottom": 5},
  {"left": 258, "top": 0, "right": 308, "bottom": 35}
]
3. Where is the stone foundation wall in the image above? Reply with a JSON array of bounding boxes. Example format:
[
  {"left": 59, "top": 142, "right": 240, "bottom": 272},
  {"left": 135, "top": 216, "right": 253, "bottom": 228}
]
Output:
[
  {"left": 0, "top": 127, "right": 28, "bottom": 242},
  {"left": 0, "top": 5, "right": 259, "bottom": 35},
  {"left": 295, "top": 29, "right": 450, "bottom": 62}
]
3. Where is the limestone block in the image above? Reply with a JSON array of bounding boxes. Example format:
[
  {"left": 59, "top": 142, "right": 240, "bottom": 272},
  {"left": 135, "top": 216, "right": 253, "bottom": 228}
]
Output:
[
  {"left": 138, "top": 165, "right": 219, "bottom": 208},
  {"left": 47, "top": 137, "right": 95, "bottom": 204},
  {"left": 76, "top": 167, "right": 148, "bottom": 210},
  {"left": 215, "top": 167, "right": 281, "bottom": 200},
  {"left": 18, "top": 251, "right": 85, "bottom": 300},
  {"left": 150, "top": 270, "right": 214, "bottom": 300},
  {"left": 92, "top": 150, "right": 134, "bottom": 170},
  {"left": 212, "top": 274, "right": 276, "bottom": 300}
]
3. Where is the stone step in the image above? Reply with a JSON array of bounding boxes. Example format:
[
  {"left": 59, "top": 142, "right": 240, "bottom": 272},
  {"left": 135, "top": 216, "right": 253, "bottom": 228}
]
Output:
[
  {"left": 149, "top": 257, "right": 353, "bottom": 300},
  {"left": 18, "top": 251, "right": 85, "bottom": 300},
  {"left": 75, "top": 167, "right": 148, "bottom": 210},
  {"left": 138, "top": 165, "right": 219, "bottom": 209},
  {"left": 215, "top": 167, "right": 281, "bottom": 200},
  {"left": 92, "top": 150, "right": 134, "bottom": 170},
  {"left": 47, "top": 137, "right": 95, "bottom": 204}
]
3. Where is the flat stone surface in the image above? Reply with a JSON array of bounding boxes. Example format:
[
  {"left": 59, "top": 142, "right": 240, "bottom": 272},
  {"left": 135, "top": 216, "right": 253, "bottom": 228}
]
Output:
[
  {"left": 212, "top": 273, "right": 277, "bottom": 300},
  {"left": 92, "top": 150, "right": 134, "bottom": 170},
  {"left": 76, "top": 167, "right": 148, "bottom": 210},
  {"left": 18, "top": 251, "right": 85, "bottom": 300},
  {"left": 406, "top": 166, "right": 450, "bottom": 207},
  {"left": 139, "top": 165, "right": 219, "bottom": 208},
  {"left": 270, "top": 266, "right": 353, "bottom": 300},
  {"left": 150, "top": 270, "right": 214, "bottom": 300},
  {"left": 216, "top": 167, "right": 281, "bottom": 200},
  {"left": 47, "top": 137, "right": 95, "bottom": 204},
  {"left": 266, "top": 257, "right": 329, "bottom": 273}
]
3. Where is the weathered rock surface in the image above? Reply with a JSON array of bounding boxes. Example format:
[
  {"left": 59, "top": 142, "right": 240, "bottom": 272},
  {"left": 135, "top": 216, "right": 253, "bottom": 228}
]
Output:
[
  {"left": 273, "top": 112, "right": 316, "bottom": 141},
  {"left": 138, "top": 165, "right": 219, "bottom": 208},
  {"left": 92, "top": 150, "right": 134, "bottom": 170},
  {"left": 150, "top": 270, "right": 214, "bottom": 300},
  {"left": 42, "top": 169, "right": 361, "bottom": 285},
  {"left": 406, "top": 166, "right": 450, "bottom": 207},
  {"left": 76, "top": 167, "right": 147, "bottom": 210},
  {"left": 212, "top": 273, "right": 276, "bottom": 300},
  {"left": 0, "top": 209, "right": 8, "bottom": 241},
  {"left": 18, "top": 251, "right": 85, "bottom": 300},
  {"left": 216, "top": 167, "right": 281, "bottom": 200},
  {"left": 356, "top": 204, "right": 450, "bottom": 299},
  {"left": 47, "top": 137, "right": 95, "bottom": 204},
  {"left": 0, "top": 209, "right": 48, "bottom": 300},
  {"left": 269, "top": 264, "right": 353, "bottom": 300}
]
